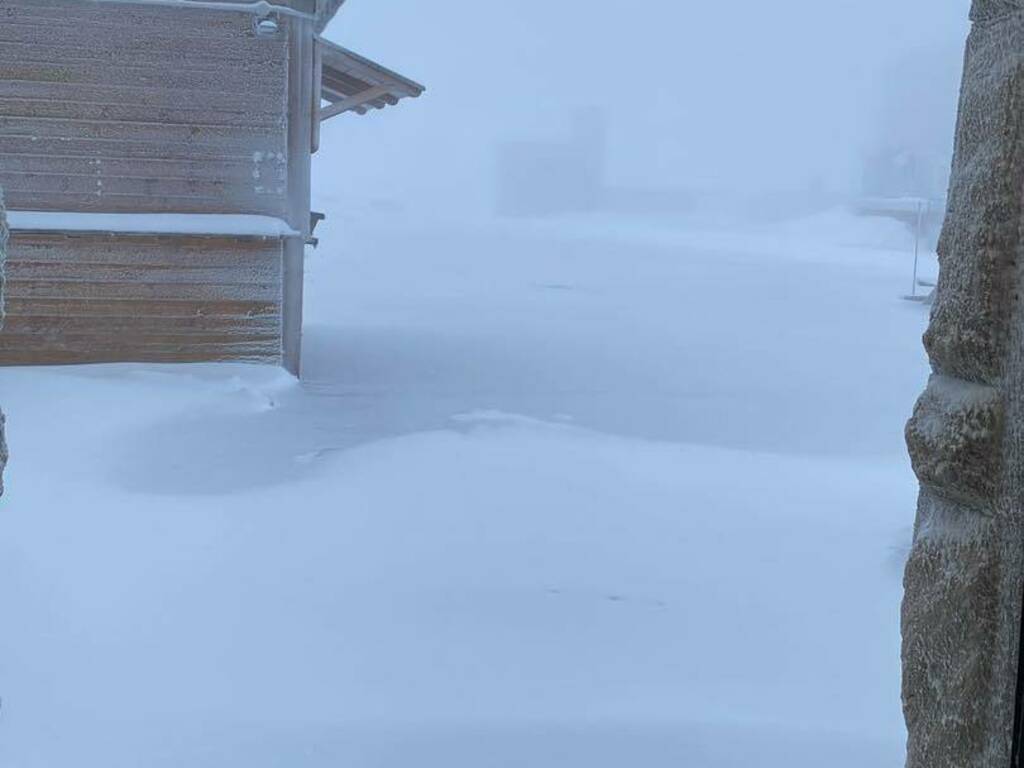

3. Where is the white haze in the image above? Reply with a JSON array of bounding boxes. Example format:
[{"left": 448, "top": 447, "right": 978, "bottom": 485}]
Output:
[
  {"left": 0, "top": 2, "right": 974, "bottom": 767},
  {"left": 319, "top": 0, "right": 968, "bottom": 214}
]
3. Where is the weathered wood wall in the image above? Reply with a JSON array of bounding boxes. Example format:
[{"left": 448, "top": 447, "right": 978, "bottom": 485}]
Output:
[
  {"left": 0, "top": 0, "right": 291, "bottom": 216},
  {"left": 0, "top": 232, "right": 283, "bottom": 365},
  {"left": 0, "top": 0, "right": 312, "bottom": 368}
]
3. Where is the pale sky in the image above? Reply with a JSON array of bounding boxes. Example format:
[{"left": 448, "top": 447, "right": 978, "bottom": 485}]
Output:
[{"left": 316, "top": 1, "right": 970, "bottom": 212}]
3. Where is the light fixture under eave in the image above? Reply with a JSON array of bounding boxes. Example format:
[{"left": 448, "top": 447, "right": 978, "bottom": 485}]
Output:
[{"left": 254, "top": 15, "right": 281, "bottom": 37}]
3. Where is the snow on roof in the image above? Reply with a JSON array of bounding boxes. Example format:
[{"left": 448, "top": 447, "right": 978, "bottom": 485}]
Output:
[{"left": 6, "top": 212, "right": 301, "bottom": 238}]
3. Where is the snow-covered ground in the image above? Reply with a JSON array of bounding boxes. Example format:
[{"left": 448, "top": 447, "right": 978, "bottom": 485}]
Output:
[{"left": 0, "top": 208, "right": 933, "bottom": 767}]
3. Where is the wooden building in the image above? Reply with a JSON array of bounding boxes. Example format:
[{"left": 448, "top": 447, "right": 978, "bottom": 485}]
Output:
[{"left": 0, "top": 0, "right": 423, "bottom": 373}]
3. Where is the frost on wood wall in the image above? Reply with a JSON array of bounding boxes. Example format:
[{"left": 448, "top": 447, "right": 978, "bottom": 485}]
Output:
[
  {"left": 0, "top": 189, "right": 7, "bottom": 497},
  {"left": 0, "top": 188, "right": 6, "bottom": 324}
]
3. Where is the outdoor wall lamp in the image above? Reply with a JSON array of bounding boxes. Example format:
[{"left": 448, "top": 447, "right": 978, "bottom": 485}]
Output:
[{"left": 254, "top": 14, "right": 281, "bottom": 37}]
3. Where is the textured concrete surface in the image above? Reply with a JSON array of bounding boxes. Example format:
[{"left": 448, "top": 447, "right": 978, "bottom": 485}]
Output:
[
  {"left": 906, "top": 375, "right": 1003, "bottom": 506},
  {"left": 903, "top": 2, "right": 1024, "bottom": 765}
]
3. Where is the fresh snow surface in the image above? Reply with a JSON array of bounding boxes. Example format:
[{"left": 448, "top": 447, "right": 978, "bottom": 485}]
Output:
[
  {"left": 0, "top": 208, "right": 933, "bottom": 767},
  {"left": 5, "top": 211, "right": 299, "bottom": 238}
]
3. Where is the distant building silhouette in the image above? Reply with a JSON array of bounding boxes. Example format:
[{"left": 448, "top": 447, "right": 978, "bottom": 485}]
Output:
[{"left": 494, "top": 108, "right": 608, "bottom": 216}]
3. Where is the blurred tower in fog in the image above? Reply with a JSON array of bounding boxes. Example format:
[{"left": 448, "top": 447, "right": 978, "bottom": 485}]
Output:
[
  {"left": 861, "top": 44, "right": 961, "bottom": 203},
  {"left": 494, "top": 108, "right": 608, "bottom": 216},
  {"left": 569, "top": 106, "right": 608, "bottom": 211},
  {"left": 857, "top": 44, "right": 962, "bottom": 248}
]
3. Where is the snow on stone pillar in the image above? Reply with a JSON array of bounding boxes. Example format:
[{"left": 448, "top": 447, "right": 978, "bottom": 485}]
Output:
[{"left": 903, "top": 2, "right": 1024, "bottom": 765}]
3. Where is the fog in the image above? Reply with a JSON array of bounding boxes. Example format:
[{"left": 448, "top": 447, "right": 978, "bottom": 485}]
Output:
[
  {"left": 319, "top": 0, "right": 968, "bottom": 216},
  {"left": 0, "top": 3, "right": 978, "bottom": 766}
]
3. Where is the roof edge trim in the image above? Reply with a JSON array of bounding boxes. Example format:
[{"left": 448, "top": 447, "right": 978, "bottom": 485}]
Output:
[{"left": 318, "top": 37, "right": 426, "bottom": 97}]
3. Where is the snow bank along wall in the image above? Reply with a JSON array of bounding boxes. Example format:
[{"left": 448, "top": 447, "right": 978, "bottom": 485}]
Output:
[
  {"left": 903, "top": 1, "right": 1024, "bottom": 765},
  {"left": 0, "top": 0, "right": 314, "bottom": 371}
]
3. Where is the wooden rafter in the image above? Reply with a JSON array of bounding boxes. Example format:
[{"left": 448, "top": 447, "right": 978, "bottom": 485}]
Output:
[
  {"left": 320, "top": 85, "right": 398, "bottom": 121},
  {"left": 315, "top": 37, "right": 424, "bottom": 124}
]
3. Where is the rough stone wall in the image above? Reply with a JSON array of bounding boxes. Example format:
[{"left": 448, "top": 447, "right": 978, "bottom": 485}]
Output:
[{"left": 903, "top": 2, "right": 1024, "bottom": 765}]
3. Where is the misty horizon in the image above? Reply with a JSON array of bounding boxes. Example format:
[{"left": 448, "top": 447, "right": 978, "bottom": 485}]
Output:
[{"left": 318, "top": 1, "right": 968, "bottom": 214}]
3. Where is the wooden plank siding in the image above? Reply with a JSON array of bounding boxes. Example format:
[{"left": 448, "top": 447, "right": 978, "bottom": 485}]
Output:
[
  {"left": 0, "top": 0, "right": 312, "bottom": 369},
  {"left": 0, "top": 0, "right": 291, "bottom": 216},
  {"left": 0, "top": 232, "right": 284, "bottom": 366}
]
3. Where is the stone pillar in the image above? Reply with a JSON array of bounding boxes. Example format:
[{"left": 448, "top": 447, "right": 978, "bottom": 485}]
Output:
[{"left": 903, "top": 2, "right": 1024, "bottom": 765}]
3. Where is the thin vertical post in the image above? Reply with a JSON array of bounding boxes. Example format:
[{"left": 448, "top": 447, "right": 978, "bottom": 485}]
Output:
[
  {"left": 912, "top": 199, "right": 924, "bottom": 298},
  {"left": 283, "top": 15, "right": 314, "bottom": 377}
]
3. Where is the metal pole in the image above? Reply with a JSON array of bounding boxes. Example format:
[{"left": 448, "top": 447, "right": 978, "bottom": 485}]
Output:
[{"left": 912, "top": 199, "right": 924, "bottom": 298}]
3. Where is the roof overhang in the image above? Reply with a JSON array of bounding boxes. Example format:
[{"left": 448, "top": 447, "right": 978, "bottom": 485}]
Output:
[{"left": 317, "top": 38, "right": 425, "bottom": 122}]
